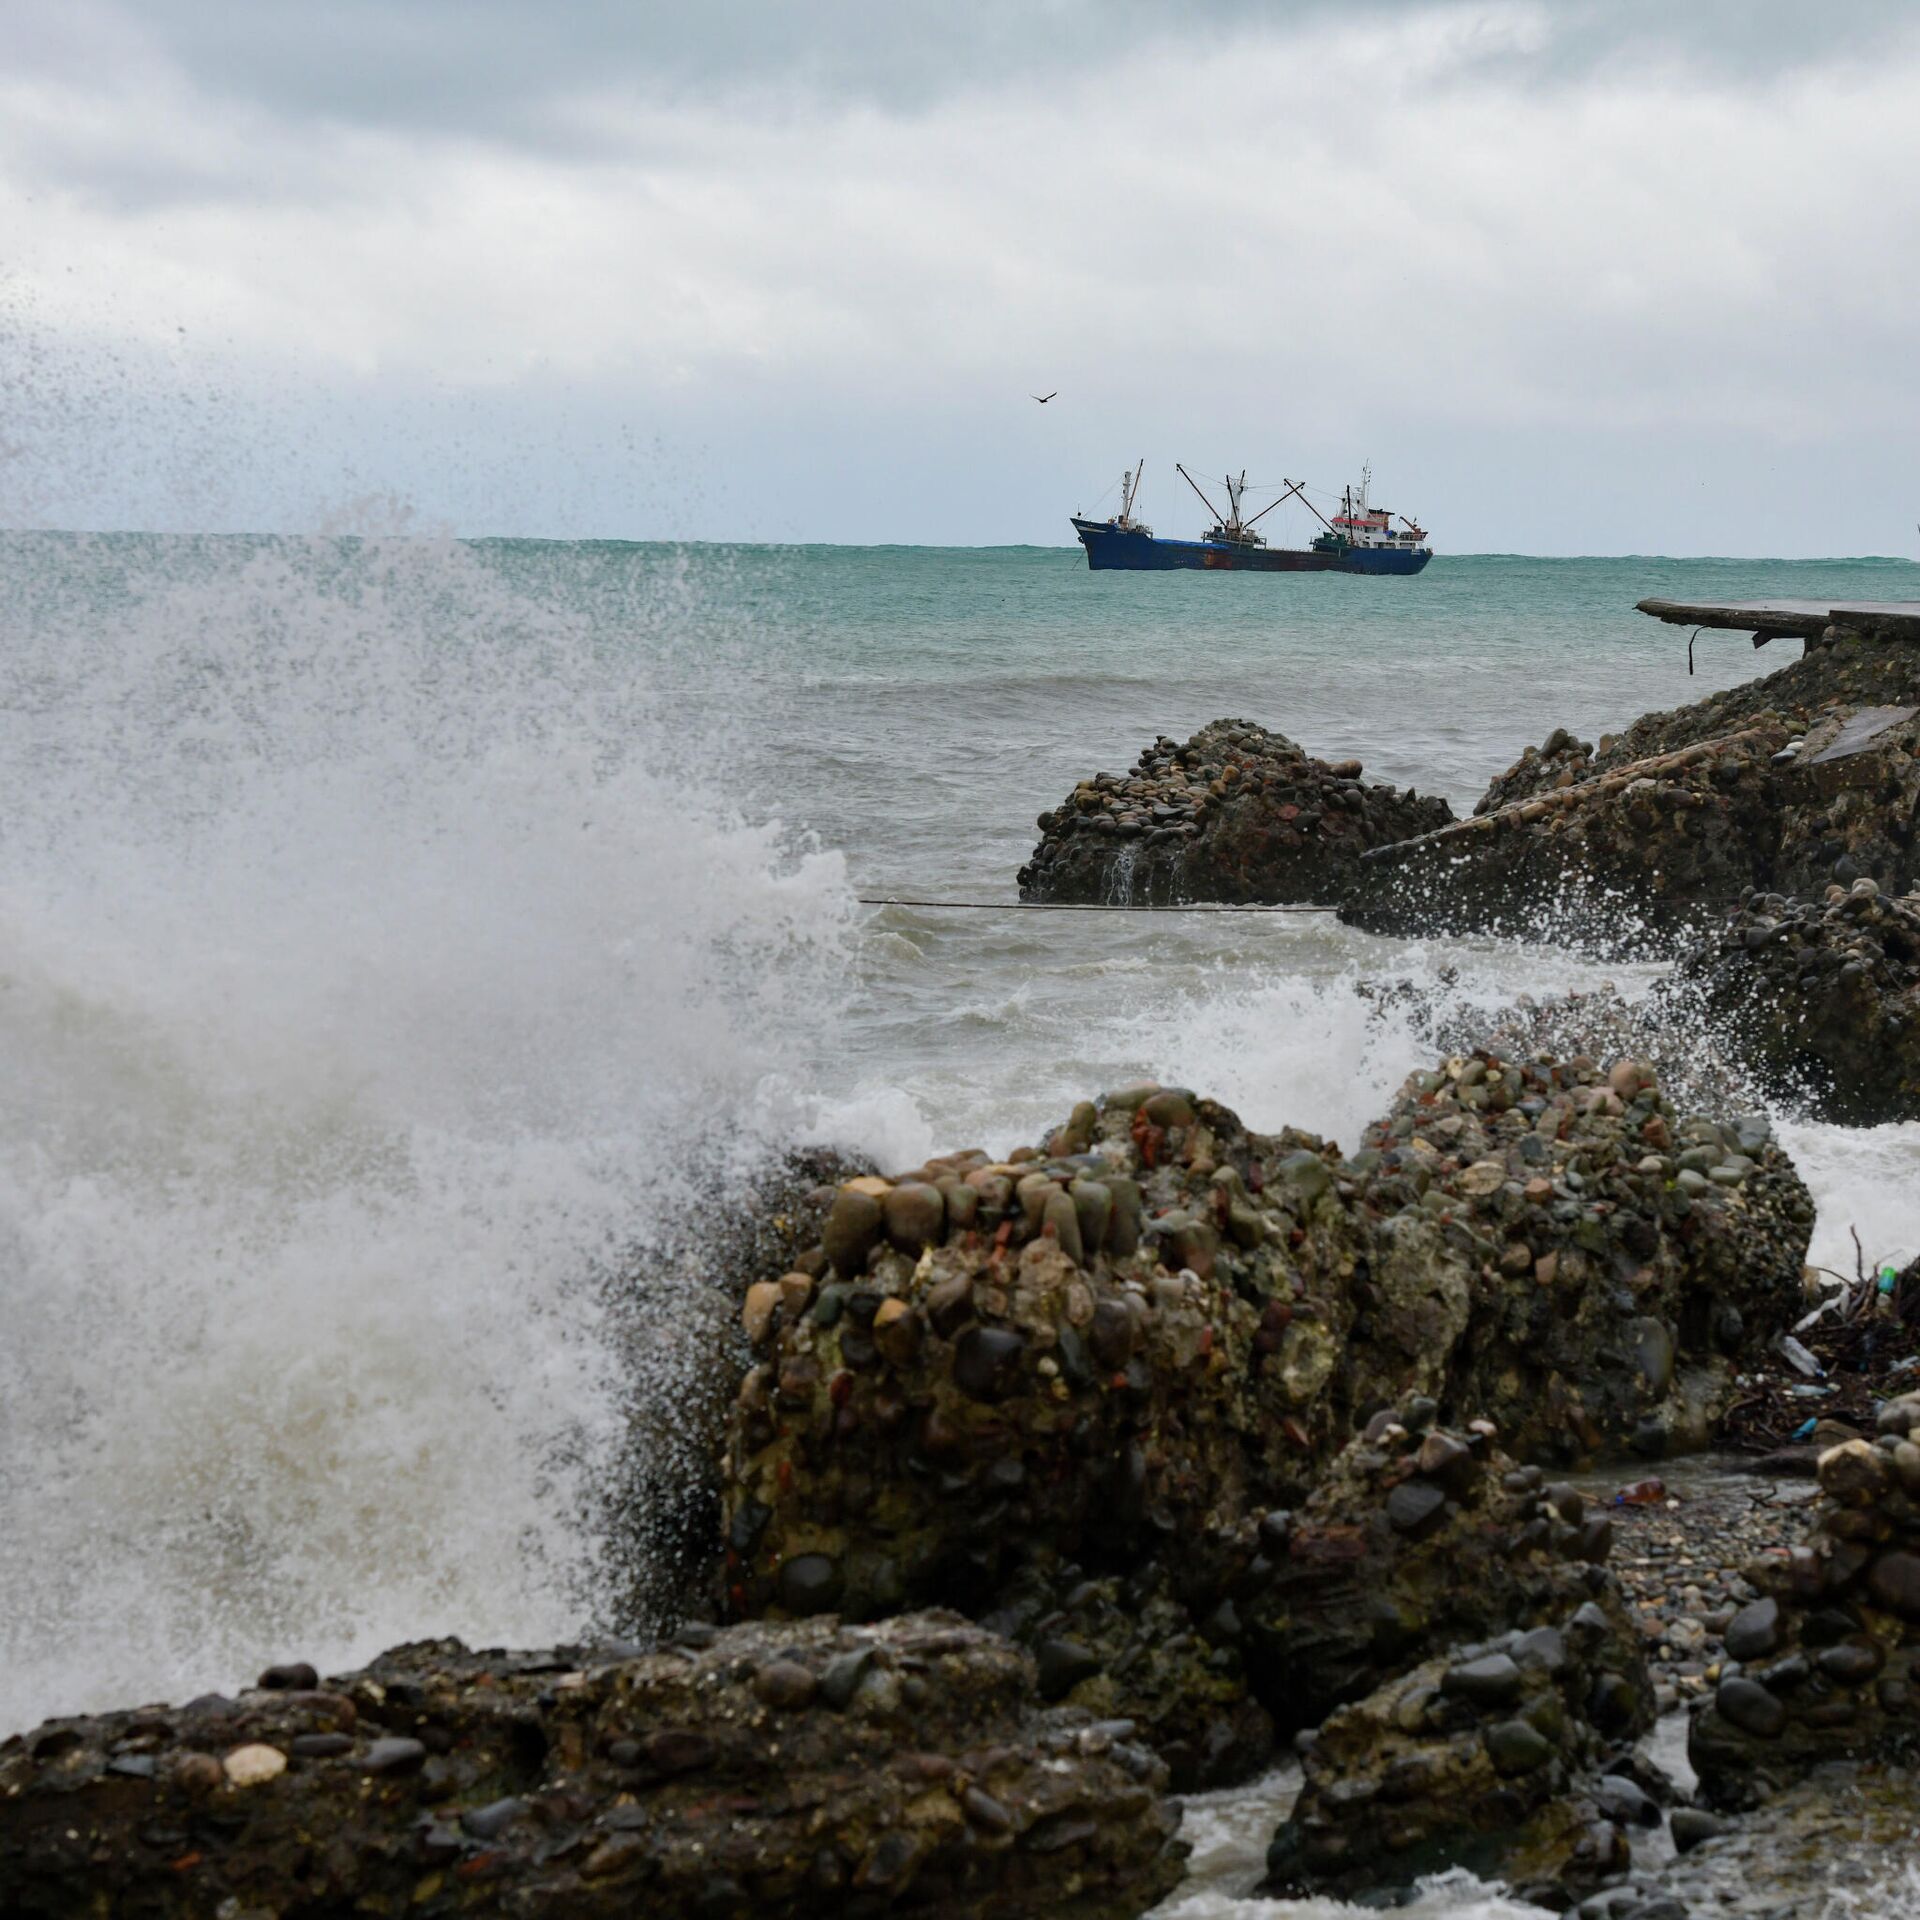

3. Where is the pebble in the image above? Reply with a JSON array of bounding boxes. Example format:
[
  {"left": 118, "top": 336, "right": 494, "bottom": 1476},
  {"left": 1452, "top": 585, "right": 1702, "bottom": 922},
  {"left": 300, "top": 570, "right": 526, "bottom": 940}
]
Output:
[
  {"left": 222, "top": 1743, "right": 288, "bottom": 1787},
  {"left": 1441, "top": 1653, "right": 1524, "bottom": 1707},
  {"left": 361, "top": 1736, "right": 427, "bottom": 1775}
]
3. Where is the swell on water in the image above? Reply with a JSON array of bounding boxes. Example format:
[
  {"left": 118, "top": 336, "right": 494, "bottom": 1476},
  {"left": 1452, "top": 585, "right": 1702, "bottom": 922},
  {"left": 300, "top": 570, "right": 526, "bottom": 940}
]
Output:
[{"left": 0, "top": 529, "right": 854, "bottom": 1734}]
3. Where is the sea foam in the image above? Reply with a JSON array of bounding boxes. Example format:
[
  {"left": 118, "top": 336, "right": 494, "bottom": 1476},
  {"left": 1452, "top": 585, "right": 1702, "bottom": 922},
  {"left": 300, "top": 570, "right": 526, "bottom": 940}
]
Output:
[{"left": 0, "top": 530, "right": 852, "bottom": 1733}]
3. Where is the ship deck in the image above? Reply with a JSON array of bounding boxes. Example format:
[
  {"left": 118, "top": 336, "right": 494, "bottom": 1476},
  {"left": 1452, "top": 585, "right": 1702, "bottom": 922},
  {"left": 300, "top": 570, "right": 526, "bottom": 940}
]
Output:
[{"left": 1637, "top": 596, "right": 1920, "bottom": 642}]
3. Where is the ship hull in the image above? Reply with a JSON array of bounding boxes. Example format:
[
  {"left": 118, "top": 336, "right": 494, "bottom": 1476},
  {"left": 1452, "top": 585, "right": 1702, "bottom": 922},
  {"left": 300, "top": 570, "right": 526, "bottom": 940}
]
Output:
[{"left": 1071, "top": 519, "right": 1430, "bottom": 575}]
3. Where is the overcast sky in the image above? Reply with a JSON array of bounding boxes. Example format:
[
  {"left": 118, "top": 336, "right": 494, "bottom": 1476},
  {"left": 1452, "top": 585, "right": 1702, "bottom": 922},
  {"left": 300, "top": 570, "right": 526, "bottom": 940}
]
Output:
[{"left": 3, "top": 0, "right": 1918, "bottom": 553}]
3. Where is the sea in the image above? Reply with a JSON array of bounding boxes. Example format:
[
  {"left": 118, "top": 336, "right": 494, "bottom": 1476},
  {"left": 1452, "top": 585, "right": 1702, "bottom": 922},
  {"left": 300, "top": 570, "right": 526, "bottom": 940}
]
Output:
[{"left": 4, "top": 532, "right": 1919, "bottom": 1913}]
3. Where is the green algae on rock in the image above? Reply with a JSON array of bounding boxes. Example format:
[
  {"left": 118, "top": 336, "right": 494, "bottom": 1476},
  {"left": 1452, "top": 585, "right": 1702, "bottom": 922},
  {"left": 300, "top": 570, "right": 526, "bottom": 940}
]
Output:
[
  {"left": 0, "top": 1615, "right": 1186, "bottom": 1920},
  {"left": 718, "top": 1059, "right": 1808, "bottom": 1786}
]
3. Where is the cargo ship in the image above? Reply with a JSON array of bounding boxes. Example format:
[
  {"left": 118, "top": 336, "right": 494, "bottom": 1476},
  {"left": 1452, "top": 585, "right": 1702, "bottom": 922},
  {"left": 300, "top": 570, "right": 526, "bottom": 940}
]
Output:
[{"left": 1071, "top": 462, "right": 1431, "bottom": 574}]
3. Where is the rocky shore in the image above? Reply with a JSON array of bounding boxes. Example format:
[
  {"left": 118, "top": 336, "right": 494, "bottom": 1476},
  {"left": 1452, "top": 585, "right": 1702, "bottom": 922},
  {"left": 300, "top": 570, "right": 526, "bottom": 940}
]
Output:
[
  {"left": 0, "top": 1616, "right": 1185, "bottom": 1920},
  {"left": 1020, "top": 628, "right": 1918, "bottom": 955},
  {"left": 7, "top": 626, "right": 1920, "bottom": 1917},
  {"left": 1018, "top": 719, "right": 1453, "bottom": 906}
]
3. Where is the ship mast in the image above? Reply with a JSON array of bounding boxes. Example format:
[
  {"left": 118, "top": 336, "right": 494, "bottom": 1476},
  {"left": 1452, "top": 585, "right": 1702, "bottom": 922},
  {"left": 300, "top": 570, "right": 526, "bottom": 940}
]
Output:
[
  {"left": 1242, "top": 478, "right": 1310, "bottom": 531},
  {"left": 1281, "top": 479, "right": 1340, "bottom": 535},
  {"left": 1175, "top": 462, "right": 1227, "bottom": 528}
]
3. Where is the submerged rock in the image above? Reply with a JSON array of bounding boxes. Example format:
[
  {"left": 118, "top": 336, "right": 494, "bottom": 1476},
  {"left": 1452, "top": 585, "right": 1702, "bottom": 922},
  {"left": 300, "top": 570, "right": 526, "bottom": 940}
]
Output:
[
  {"left": 1675, "top": 884, "right": 1920, "bottom": 1125},
  {"left": 0, "top": 1616, "right": 1187, "bottom": 1920},
  {"left": 1017, "top": 719, "right": 1452, "bottom": 906}
]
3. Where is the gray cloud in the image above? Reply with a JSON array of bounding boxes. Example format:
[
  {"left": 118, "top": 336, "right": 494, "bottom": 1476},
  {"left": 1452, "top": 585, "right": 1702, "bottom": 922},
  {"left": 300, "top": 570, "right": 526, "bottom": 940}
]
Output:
[
  {"left": 3, "top": 1, "right": 1918, "bottom": 553},
  {"left": 22, "top": 2, "right": 1920, "bottom": 145}
]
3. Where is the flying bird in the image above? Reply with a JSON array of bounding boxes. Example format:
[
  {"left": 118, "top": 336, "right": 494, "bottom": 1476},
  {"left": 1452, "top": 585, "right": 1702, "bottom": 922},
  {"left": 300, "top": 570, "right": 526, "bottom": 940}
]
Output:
[{"left": 1030, "top": 391, "right": 1058, "bottom": 403}]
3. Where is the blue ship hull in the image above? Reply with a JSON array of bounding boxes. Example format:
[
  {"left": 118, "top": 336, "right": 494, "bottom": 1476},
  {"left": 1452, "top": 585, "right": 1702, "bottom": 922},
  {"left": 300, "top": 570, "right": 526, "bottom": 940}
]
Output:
[{"left": 1072, "top": 518, "right": 1431, "bottom": 575}]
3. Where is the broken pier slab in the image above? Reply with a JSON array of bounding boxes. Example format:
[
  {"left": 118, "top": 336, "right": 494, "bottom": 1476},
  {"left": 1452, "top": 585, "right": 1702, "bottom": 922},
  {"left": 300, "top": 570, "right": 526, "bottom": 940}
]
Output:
[{"left": 1637, "top": 597, "right": 1920, "bottom": 645}]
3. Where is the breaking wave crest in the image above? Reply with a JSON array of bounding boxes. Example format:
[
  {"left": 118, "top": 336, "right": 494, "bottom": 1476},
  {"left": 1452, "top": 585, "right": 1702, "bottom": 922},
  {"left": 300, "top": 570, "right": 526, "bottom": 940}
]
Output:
[{"left": 0, "top": 531, "right": 853, "bottom": 1734}]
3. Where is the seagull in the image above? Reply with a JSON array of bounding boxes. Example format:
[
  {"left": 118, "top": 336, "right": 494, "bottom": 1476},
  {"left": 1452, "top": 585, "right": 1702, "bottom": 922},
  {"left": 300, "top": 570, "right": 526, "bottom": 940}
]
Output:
[{"left": 1030, "top": 391, "right": 1058, "bottom": 404}]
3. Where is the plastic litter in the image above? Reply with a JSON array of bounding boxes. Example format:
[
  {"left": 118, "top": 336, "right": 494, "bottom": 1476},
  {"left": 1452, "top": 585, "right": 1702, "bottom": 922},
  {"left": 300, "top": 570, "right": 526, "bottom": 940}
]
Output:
[
  {"left": 1611, "top": 1478, "right": 1668, "bottom": 1507},
  {"left": 1777, "top": 1334, "right": 1824, "bottom": 1378},
  {"left": 1790, "top": 1417, "right": 1819, "bottom": 1442}
]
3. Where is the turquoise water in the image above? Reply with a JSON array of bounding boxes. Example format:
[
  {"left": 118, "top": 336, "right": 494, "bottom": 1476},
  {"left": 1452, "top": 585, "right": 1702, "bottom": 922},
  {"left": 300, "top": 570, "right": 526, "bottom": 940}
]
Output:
[
  {"left": 483, "top": 543, "right": 1920, "bottom": 876},
  {"left": 3, "top": 535, "right": 1918, "bottom": 1816}
]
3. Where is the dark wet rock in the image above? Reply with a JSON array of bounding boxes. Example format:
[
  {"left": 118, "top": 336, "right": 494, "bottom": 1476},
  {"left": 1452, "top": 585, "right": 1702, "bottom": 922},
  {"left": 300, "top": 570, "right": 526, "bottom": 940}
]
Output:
[
  {"left": 1262, "top": 1598, "right": 1651, "bottom": 1905},
  {"left": 606, "top": 1143, "right": 879, "bottom": 1632},
  {"left": 1443, "top": 1653, "right": 1526, "bottom": 1708},
  {"left": 1714, "top": 1676, "right": 1788, "bottom": 1739},
  {"left": 0, "top": 1616, "right": 1186, "bottom": 1920},
  {"left": 1476, "top": 725, "right": 1598, "bottom": 815},
  {"left": 1668, "top": 1806, "right": 1728, "bottom": 1853},
  {"left": 1674, "top": 884, "right": 1920, "bottom": 1125},
  {"left": 1018, "top": 718, "right": 1452, "bottom": 906},
  {"left": 256, "top": 1661, "right": 319, "bottom": 1691},
  {"left": 1723, "top": 1596, "right": 1781, "bottom": 1662},
  {"left": 1240, "top": 1410, "right": 1644, "bottom": 1741},
  {"left": 1347, "top": 636, "right": 1920, "bottom": 954},
  {"left": 360, "top": 1734, "right": 427, "bottom": 1774},
  {"left": 1690, "top": 1404, "right": 1920, "bottom": 1807},
  {"left": 1386, "top": 1479, "right": 1449, "bottom": 1537}
]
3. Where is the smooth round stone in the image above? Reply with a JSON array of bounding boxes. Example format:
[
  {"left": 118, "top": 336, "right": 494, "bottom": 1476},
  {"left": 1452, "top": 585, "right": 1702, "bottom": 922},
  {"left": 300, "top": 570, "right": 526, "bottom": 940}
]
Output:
[
  {"left": 1274, "top": 1151, "right": 1331, "bottom": 1203},
  {"left": 1386, "top": 1481, "right": 1449, "bottom": 1539},
  {"left": 1631, "top": 1317, "right": 1676, "bottom": 1395},
  {"left": 222, "top": 1743, "right": 288, "bottom": 1787},
  {"left": 361, "top": 1737, "right": 427, "bottom": 1775},
  {"left": 752, "top": 1661, "right": 819, "bottom": 1710},
  {"left": 1041, "top": 1187, "right": 1084, "bottom": 1264},
  {"left": 1816, "top": 1641, "right": 1885, "bottom": 1685},
  {"left": 1866, "top": 1550, "right": 1920, "bottom": 1618},
  {"left": 1593, "top": 1774, "right": 1660, "bottom": 1827},
  {"left": 1485, "top": 1718, "right": 1554, "bottom": 1774},
  {"left": 1670, "top": 1807, "right": 1728, "bottom": 1853},
  {"left": 952, "top": 1326, "right": 1026, "bottom": 1403},
  {"left": 289, "top": 1732, "right": 354, "bottom": 1759},
  {"left": 1089, "top": 1298, "right": 1137, "bottom": 1370},
  {"left": 1141, "top": 1090, "right": 1196, "bottom": 1129},
  {"left": 741, "top": 1279, "right": 782, "bottom": 1345},
  {"left": 872, "top": 1298, "right": 922, "bottom": 1367},
  {"left": 461, "top": 1797, "right": 526, "bottom": 1840},
  {"left": 1441, "top": 1653, "right": 1524, "bottom": 1708},
  {"left": 1511, "top": 1626, "right": 1567, "bottom": 1674},
  {"left": 822, "top": 1189, "right": 883, "bottom": 1278},
  {"left": 257, "top": 1662, "right": 319, "bottom": 1692},
  {"left": 777, "top": 1554, "right": 843, "bottom": 1616},
  {"left": 819, "top": 1646, "right": 875, "bottom": 1711},
  {"left": 1035, "top": 1638, "right": 1102, "bottom": 1700},
  {"left": 1070, "top": 1178, "right": 1112, "bottom": 1256},
  {"left": 1715, "top": 1676, "right": 1787, "bottom": 1738},
  {"left": 1723, "top": 1596, "right": 1781, "bottom": 1662},
  {"left": 1819, "top": 1440, "right": 1892, "bottom": 1506},
  {"left": 1414, "top": 1430, "right": 1474, "bottom": 1486},
  {"left": 962, "top": 1786, "right": 1013, "bottom": 1832},
  {"left": 882, "top": 1181, "right": 945, "bottom": 1254}
]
